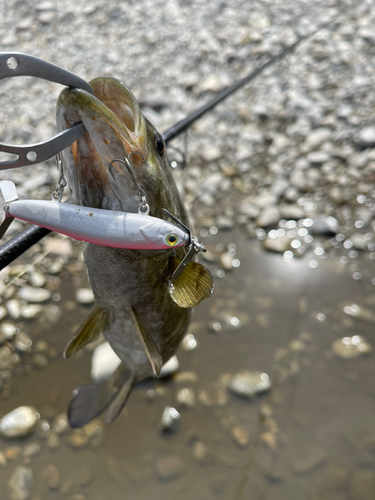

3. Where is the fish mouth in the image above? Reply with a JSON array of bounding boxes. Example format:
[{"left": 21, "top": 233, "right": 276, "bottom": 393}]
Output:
[{"left": 56, "top": 78, "right": 150, "bottom": 212}]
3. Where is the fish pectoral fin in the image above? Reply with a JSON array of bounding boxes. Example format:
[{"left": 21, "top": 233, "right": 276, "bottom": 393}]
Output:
[
  {"left": 68, "top": 365, "right": 134, "bottom": 428},
  {"left": 64, "top": 306, "right": 108, "bottom": 359},
  {"left": 131, "top": 308, "right": 163, "bottom": 377},
  {"left": 168, "top": 258, "right": 215, "bottom": 308}
]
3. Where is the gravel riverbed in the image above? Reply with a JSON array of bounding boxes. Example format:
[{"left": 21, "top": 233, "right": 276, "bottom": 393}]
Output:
[{"left": 1, "top": 1, "right": 375, "bottom": 499}]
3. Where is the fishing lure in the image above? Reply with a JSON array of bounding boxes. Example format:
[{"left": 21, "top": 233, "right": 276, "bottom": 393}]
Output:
[{"left": 0, "top": 180, "right": 187, "bottom": 250}]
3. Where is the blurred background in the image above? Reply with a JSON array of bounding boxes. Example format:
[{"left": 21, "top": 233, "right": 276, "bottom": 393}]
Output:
[{"left": 1, "top": 0, "right": 375, "bottom": 499}]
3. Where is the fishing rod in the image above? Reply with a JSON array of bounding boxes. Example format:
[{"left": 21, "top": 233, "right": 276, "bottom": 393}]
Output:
[{"left": 0, "top": 26, "right": 326, "bottom": 270}]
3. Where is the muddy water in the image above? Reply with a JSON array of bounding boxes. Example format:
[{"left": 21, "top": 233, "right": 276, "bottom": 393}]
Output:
[{"left": 1, "top": 230, "right": 375, "bottom": 500}]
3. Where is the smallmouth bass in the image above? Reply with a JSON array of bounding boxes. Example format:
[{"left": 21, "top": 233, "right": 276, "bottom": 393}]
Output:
[{"left": 56, "top": 78, "right": 214, "bottom": 427}]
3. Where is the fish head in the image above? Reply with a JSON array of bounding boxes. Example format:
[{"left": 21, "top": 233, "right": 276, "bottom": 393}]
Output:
[{"left": 56, "top": 78, "right": 187, "bottom": 222}]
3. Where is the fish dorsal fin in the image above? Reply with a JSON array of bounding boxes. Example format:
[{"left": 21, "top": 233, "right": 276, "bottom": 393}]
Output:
[
  {"left": 169, "top": 258, "right": 215, "bottom": 308},
  {"left": 131, "top": 308, "right": 163, "bottom": 377},
  {"left": 64, "top": 306, "right": 109, "bottom": 359}
]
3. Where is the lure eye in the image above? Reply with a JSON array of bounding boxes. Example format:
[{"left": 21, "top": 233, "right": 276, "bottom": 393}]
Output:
[
  {"left": 166, "top": 233, "right": 178, "bottom": 246},
  {"left": 155, "top": 136, "right": 165, "bottom": 155}
]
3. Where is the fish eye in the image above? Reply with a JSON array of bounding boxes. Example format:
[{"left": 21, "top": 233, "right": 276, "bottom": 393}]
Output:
[
  {"left": 166, "top": 233, "right": 178, "bottom": 246},
  {"left": 154, "top": 135, "right": 165, "bottom": 155}
]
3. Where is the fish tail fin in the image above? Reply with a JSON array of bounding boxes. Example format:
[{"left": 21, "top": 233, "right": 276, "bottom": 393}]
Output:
[
  {"left": 102, "top": 375, "right": 135, "bottom": 424},
  {"left": 67, "top": 365, "right": 135, "bottom": 428}
]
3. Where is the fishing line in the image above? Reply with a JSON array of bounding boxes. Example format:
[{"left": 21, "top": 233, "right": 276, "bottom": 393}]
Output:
[{"left": 1, "top": 235, "right": 68, "bottom": 291}]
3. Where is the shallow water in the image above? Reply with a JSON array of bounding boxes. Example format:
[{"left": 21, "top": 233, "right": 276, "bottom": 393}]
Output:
[{"left": 1, "top": 230, "right": 375, "bottom": 500}]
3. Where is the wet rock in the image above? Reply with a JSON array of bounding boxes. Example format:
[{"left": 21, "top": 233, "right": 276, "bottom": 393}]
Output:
[
  {"left": 198, "top": 382, "right": 229, "bottom": 406},
  {"left": 159, "top": 355, "right": 179, "bottom": 378},
  {"left": 75, "top": 288, "right": 95, "bottom": 305},
  {"left": 29, "top": 272, "right": 46, "bottom": 288},
  {"left": 220, "top": 253, "right": 235, "bottom": 270},
  {"left": 47, "top": 432, "right": 60, "bottom": 449},
  {"left": 192, "top": 441, "right": 209, "bottom": 464},
  {"left": 75, "top": 466, "right": 94, "bottom": 486},
  {"left": 176, "top": 388, "right": 196, "bottom": 408},
  {"left": 14, "top": 333, "right": 32, "bottom": 353},
  {"left": 181, "top": 333, "right": 198, "bottom": 351},
  {"left": 155, "top": 456, "right": 183, "bottom": 481},
  {"left": 292, "top": 447, "right": 327, "bottom": 475},
  {"left": 343, "top": 303, "right": 375, "bottom": 324},
  {"left": 0, "top": 406, "right": 38, "bottom": 438},
  {"left": 279, "top": 204, "right": 304, "bottom": 220},
  {"left": 357, "top": 127, "right": 375, "bottom": 148},
  {"left": 332, "top": 336, "right": 372, "bottom": 359},
  {"left": 91, "top": 342, "right": 121, "bottom": 382},
  {"left": 216, "top": 215, "right": 234, "bottom": 230},
  {"left": 5, "top": 446, "right": 22, "bottom": 460},
  {"left": 304, "top": 128, "right": 331, "bottom": 150},
  {"left": 307, "top": 151, "right": 330, "bottom": 165},
  {"left": 309, "top": 215, "right": 338, "bottom": 235},
  {"left": 18, "top": 286, "right": 51, "bottom": 303},
  {"left": 69, "top": 430, "right": 89, "bottom": 448},
  {"left": 82, "top": 420, "right": 104, "bottom": 448},
  {"left": 263, "top": 235, "right": 290, "bottom": 253},
  {"left": 20, "top": 304, "right": 42, "bottom": 319},
  {"left": 350, "top": 233, "right": 368, "bottom": 251},
  {"left": 8, "top": 466, "right": 33, "bottom": 500},
  {"left": 231, "top": 425, "right": 250, "bottom": 448},
  {"left": 32, "top": 354, "right": 48, "bottom": 369},
  {"left": 52, "top": 413, "right": 69, "bottom": 435},
  {"left": 160, "top": 407, "right": 180, "bottom": 433},
  {"left": 256, "top": 206, "right": 280, "bottom": 227},
  {"left": 0, "top": 323, "right": 18, "bottom": 344},
  {"left": 22, "top": 444, "right": 41, "bottom": 459},
  {"left": 349, "top": 470, "right": 375, "bottom": 500},
  {"left": 36, "top": 419, "right": 51, "bottom": 439},
  {"left": 0, "top": 346, "right": 13, "bottom": 369},
  {"left": 6, "top": 299, "right": 21, "bottom": 320},
  {"left": 42, "top": 464, "right": 60, "bottom": 490},
  {"left": 260, "top": 431, "right": 277, "bottom": 450},
  {"left": 228, "top": 371, "right": 271, "bottom": 399}
]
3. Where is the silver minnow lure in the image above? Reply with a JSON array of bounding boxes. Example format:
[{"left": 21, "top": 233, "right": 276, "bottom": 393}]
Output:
[{"left": 0, "top": 180, "right": 188, "bottom": 250}]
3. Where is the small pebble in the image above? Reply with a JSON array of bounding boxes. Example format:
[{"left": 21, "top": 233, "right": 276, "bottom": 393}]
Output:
[
  {"left": 181, "top": 333, "right": 198, "bottom": 351},
  {"left": 5, "top": 446, "right": 22, "bottom": 460},
  {"left": 76, "top": 288, "right": 95, "bottom": 305},
  {"left": 231, "top": 425, "right": 250, "bottom": 448},
  {"left": 0, "top": 406, "right": 38, "bottom": 438},
  {"left": 160, "top": 407, "right": 180, "bottom": 433},
  {"left": 159, "top": 355, "right": 179, "bottom": 378},
  {"left": 18, "top": 286, "right": 51, "bottom": 303},
  {"left": 228, "top": 371, "right": 271, "bottom": 399},
  {"left": 42, "top": 464, "right": 60, "bottom": 491},
  {"left": 14, "top": 333, "right": 32, "bottom": 353},
  {"left": 52, "top": 413, "right": 69, "bottom": 435},
  {"left": 69, "top": 430, "right": 89, "bottom": 448},
  {"left": 22, "top": 444, "right": 41, "bottom": 459},
  {"left": 8, "top": 466, "right": 33, "bottom": 500},
  {"left": 176, "top": 388, "right": 196, "bottom": 408},
  {"left": 155, "top": 456, "right": 184, "bottom": 481},
  {"left": 47, "top": 432, "right": 60, "bottom": 450},
  {"left": 332, "top": 336, "right": 372, "bottom": 359}
]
